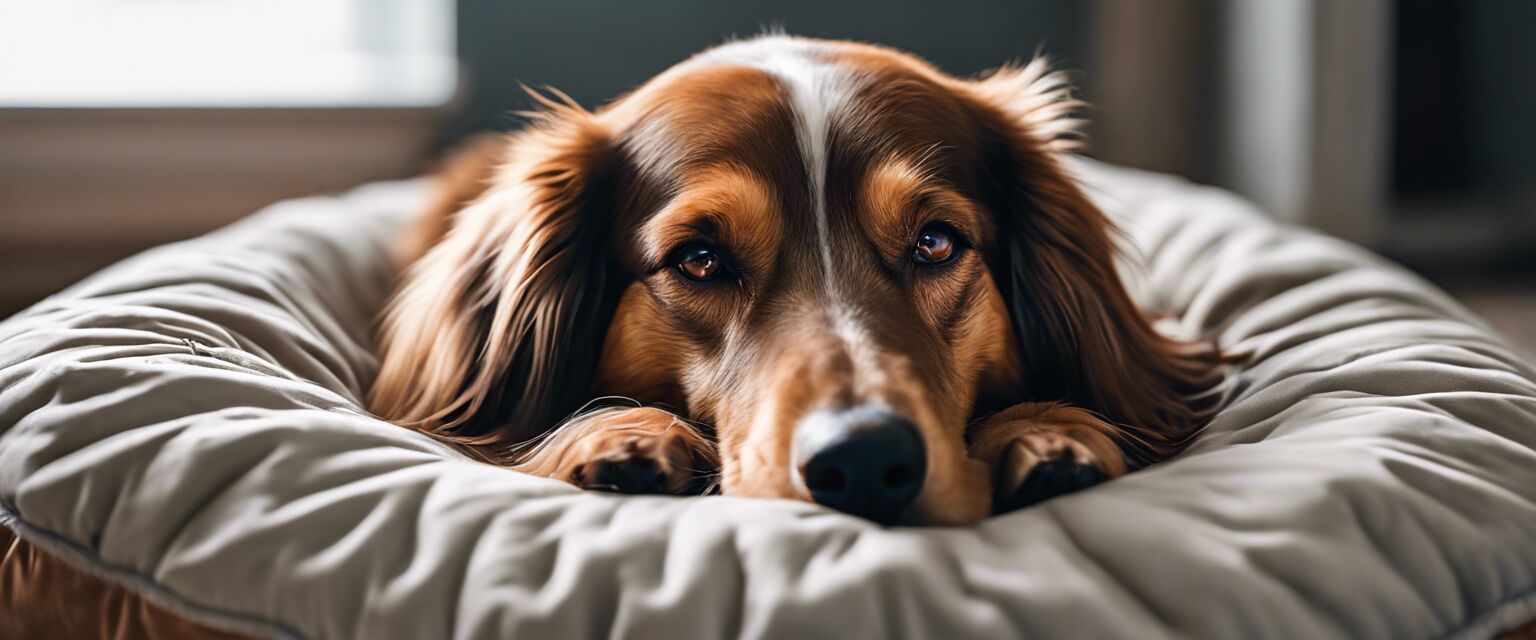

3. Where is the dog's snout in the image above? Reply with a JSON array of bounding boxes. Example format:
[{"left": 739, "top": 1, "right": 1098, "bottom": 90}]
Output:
[{"left": 795, "top": 407, "right": 926, "bottom": 524}]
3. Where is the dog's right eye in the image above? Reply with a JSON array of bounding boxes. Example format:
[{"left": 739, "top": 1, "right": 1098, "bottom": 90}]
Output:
[
  {"left": 913, "top": 223, "right": 962, "bottom": 266},
  {"left": 672, "top": 244, "right": 725, "bottom": 282}
]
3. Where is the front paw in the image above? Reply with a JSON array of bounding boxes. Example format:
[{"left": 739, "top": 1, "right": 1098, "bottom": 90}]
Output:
[
  {"left": 994, "top": 428, "right": 1118, "bottom": 514},
  {"left": 557, "top": 408, "right": 715, "bottom": 496},
  {"left": 570, "top": 435, "right": 681, "bottom": 494}
]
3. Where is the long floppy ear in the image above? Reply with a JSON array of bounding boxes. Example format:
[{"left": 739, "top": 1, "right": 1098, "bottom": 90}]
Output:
[
  {"left": 370, "top": 97, "right": 625, "bottom": 453},
  {"left": 970, "top": 58, "right": 1224, "bottom": 461}
]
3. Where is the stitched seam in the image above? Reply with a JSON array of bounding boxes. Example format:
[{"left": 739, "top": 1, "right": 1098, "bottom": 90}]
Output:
[{"left": 1439, "top": 582, "right": 1536, "bottom": 640}]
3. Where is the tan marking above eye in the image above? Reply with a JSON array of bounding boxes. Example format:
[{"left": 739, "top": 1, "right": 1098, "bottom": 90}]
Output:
[
  {"left": 859, "top": 158, "right": 990, "bottom": 267},
  {"left": 637, "top": 165, "right": 779, "bottom": 279}
]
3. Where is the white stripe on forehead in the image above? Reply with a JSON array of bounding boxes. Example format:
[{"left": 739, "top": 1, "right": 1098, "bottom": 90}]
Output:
[
  {"left": 694, "top": 36, "right": 854, "bottom": 299},
  {"left": 695, "top": 37, "right": 881, "bottom": 392}
]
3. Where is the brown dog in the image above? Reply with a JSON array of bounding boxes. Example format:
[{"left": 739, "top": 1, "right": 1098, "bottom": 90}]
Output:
[{"left": 370, "top": 35, "right": 1224, "bottom": 525}]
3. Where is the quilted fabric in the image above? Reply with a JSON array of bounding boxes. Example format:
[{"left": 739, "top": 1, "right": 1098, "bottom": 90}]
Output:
[{"left": 2, "top": 162, "right": 1534, "bottom": 639}]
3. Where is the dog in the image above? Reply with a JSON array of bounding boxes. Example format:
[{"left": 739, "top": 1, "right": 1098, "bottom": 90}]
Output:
[{"left": 370, "top": 35, "right": 1225, "bottom": 526}]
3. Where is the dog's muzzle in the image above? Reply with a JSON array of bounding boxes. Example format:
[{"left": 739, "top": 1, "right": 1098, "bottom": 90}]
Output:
[{"left": 792, "top": 404, "right": 926, "bottom": 524}]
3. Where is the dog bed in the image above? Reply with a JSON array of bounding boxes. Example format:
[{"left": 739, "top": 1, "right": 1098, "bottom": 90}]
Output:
[{"left": 2, "top": 160, "right": 1534, "bottom": 639}]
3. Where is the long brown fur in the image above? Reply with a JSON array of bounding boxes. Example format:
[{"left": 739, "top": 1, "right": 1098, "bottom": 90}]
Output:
[
  {"left": 371, "top": 92, "right": 627, "bottom": 453},
  {"left": 969, "top": 66, "right": 1227, "bottom": 461}
]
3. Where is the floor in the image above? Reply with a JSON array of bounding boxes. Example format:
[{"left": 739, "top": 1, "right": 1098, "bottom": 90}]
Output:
[{"left": 1442, "top": 278, "right": 1536, "bottom": 363}]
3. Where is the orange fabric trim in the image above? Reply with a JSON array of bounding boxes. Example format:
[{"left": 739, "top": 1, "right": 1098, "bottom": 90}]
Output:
[{"left": 0, "top": 528, "right": 250, "bottom": 640}]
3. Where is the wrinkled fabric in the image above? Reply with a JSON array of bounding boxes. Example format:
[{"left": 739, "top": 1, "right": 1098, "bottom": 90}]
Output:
[{"left": 1, "top": 162, "right": 1534, "bottom": 639}]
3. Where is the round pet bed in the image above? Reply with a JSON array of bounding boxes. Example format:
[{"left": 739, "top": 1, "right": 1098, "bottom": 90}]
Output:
[{"left": 2, "top": 160, "right": 1534, "bottom": 639}]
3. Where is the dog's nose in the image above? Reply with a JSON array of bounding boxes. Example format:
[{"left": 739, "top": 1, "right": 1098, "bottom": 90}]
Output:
[{"left": 795, "top": 408, "right": 926, "bottom": 524}]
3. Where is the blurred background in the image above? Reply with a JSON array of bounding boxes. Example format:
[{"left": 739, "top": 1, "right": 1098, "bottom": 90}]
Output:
[{"left": 1, "top": 0, "right": 1532, "bottom": 354}]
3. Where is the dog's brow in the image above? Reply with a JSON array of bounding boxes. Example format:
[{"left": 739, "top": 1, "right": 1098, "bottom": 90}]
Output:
[
  {"left": 638, "top": 167, "right": 780, "bottom": 272},
  {"left": 641, "top": 209, "right": 719, "bottom": 266},
  {"left": 860, "top": 158, "right": 987, "bottom": 261}
]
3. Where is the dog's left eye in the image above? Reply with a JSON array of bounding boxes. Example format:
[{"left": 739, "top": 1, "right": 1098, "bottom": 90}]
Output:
[
  {"left": 672, "top": 244, "right": 725, "bottom": 281},
  {"left": 913, "top": 224, "right": 960, "bottom": 265}
]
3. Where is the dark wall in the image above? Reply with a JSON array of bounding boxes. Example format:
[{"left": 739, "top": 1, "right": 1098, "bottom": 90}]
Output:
[
  {"left": 1462, "top": 1, "right": 1536, "bottom": 195},
  {"left": 448, "top": 0, "right": 1087, "bottom": 143},
  {"left": 1394, "top": 0, "right": 1536, "bottom": 198}
]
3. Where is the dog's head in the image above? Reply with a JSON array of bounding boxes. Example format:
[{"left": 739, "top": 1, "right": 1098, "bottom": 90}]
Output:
[{"left": 373, "top": 36, "right": 1219, "bottom": 525}]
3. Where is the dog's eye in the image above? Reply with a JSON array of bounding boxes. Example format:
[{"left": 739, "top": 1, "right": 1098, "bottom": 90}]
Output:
[
  {"left": 913, "top": 224, "right": 959, "bottom": 265},
  {"left": 673, "top": 244, "right": 724, "bottom": 281}
]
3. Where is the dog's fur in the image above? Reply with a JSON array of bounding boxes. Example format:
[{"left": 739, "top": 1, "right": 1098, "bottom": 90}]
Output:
[{"left": 370, "top": 35, "right": 1225, "bottom": 525}]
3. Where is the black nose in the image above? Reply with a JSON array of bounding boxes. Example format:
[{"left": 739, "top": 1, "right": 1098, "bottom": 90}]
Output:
[{"left": 797, "top": 409, "right": 926, "bottom": 524}]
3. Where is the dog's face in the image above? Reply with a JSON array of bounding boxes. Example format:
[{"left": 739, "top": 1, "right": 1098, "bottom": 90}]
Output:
[
  {"left": 373, "top": 36, "right": 1215, "bottom": 525},
  {"left": 592, "top": 41, "right": 1036, "bottom": 523}
]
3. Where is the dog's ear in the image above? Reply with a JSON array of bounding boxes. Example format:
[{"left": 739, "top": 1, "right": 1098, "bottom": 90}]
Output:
[
  {"left": 370, "top": 97, "right": 625, "bottom": 451},
  {"left": 968, "top": 59, "right": 1223, "bottom": 460}
]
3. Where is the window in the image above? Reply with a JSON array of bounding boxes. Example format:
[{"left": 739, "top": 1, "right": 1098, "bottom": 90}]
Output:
[{"left": 0, "top": 0, "right": 455, "bottom": 108}]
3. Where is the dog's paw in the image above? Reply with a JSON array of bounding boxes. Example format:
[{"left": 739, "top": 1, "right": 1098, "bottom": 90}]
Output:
[
  {"left": 569, "top": 435, "right": 674, "bottom": 494},
  {"left": 556, "top": 408, "right": 715, "bottom": 496},
  {"left": 994, "top": 428, "right": 1113, "bottom": 513}
]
